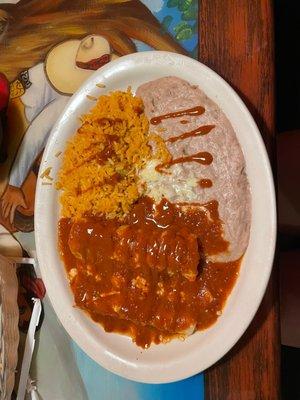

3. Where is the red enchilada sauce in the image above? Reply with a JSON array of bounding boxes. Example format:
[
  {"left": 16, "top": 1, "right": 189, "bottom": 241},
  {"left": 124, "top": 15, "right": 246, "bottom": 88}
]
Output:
[{"left": 58, "top": 197, "right": 240, "bottom": 348}]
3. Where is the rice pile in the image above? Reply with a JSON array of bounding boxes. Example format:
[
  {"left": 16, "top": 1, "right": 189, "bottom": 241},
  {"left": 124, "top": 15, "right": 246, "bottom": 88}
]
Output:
[{"left": 57, "top": 89, "right": 169, "bottom": 219}]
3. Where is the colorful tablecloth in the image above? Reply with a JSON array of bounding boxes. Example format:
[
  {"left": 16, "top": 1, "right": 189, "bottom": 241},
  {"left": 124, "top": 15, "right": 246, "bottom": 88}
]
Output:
[{"left": 0, "top": 1, "right": 204, "bottom": 398}]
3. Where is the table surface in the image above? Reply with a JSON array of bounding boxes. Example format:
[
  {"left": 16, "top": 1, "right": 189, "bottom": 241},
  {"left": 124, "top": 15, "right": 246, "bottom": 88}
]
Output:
[{"left": 199, "top": 1, "right": 280, "bottom": 399}]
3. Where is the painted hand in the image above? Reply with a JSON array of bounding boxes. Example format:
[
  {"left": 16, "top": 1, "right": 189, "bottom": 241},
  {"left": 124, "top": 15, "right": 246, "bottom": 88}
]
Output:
[{"left": 1, "top": 185, "right": 28, "bottom": 224}]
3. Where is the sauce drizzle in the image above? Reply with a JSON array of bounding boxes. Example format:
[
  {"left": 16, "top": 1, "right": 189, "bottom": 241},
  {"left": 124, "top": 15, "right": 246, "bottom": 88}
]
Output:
[
  {"left": 198, "top": 179, "right": 213, "bottom": 188},
  {"left": 150, "top": 106, "right": 205, "bottom": 125},
  {"left": 66, "top": 135, "right": 119, "bottom": 174},
  {"left": 79, "top": 173, "right": 121, "bottom": 195},
  {"left": 167, "top": 125, "right": 215, "bottom": 143},
  {"left": 156, "top": 151, "right": 213, "bottom": 173}
]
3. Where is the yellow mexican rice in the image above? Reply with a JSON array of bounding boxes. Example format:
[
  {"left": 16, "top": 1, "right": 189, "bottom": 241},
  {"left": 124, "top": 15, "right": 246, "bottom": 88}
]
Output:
[{"left": 56, "top": 89, "right": 169, "bottom": 219}]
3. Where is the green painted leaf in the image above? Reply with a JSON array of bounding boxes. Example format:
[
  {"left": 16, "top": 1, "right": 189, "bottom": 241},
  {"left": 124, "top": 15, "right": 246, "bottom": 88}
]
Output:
[
  {"left": 167, "top": 0, "right": 178, "bottom": 7},
  {"left": 176, "top": 27, "right": 193, "bottom": 41},
  {"left": 174, "top": 21, "right": 190, "bottom": 34},
  {"left": 182, "top": 6, "right": 197, "bottom": 20},
  {"left": 162, "top": 15, "right": 173, "bottom": 31},
  {"left": 178, "top": 0, "right": 192, "bottom": 12}
]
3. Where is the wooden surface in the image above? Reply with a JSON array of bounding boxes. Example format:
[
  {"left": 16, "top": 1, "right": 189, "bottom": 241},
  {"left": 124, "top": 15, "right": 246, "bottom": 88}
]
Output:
[{"left": 199, "top": 1, "right": 280, "bottom": 399}]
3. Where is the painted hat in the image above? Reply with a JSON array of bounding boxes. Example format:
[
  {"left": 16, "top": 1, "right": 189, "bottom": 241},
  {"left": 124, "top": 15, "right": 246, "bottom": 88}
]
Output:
[{"left": 45, "top": 35, "right": 113, "bottom": 95}]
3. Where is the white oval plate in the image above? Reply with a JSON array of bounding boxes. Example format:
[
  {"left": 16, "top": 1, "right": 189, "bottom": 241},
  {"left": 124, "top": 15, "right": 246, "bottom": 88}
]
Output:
[{"left": 35, "top": 51, "right": 276, "bottom": 383}]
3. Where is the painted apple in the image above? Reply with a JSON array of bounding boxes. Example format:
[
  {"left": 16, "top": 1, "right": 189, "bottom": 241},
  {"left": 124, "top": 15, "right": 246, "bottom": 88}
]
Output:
[{"left": 0, "top": 72, "right": 9, "bottom": 111}]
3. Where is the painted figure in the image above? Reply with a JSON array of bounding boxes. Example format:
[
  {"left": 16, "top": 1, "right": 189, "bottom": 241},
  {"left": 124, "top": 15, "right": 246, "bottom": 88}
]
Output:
[
  {"left": 0, "top": 0, "right": 185, "bottom": 237},
  {"left": 2, "top": 35, "right": 118, "bottom": 225}
]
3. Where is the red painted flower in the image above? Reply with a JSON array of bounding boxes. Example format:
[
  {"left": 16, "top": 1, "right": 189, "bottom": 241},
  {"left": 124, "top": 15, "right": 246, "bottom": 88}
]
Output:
[{"left": 0, "top": 73, "right": 9, "bottom": 111}]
